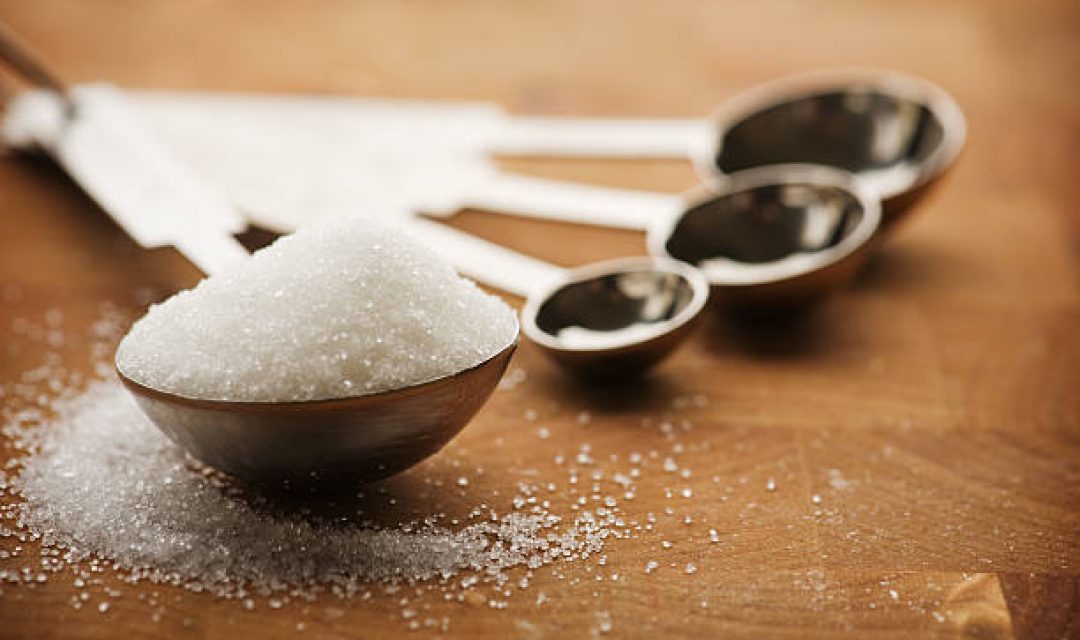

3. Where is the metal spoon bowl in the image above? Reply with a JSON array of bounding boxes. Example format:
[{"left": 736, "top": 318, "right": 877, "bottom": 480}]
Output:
[
  {"left": 521, "top": 257, "right": 708, "bottom": 377},
  {"left": 649, "top": 165, "right": 880, "bottom": 312},
  {"left": 117, "top": 329, "right": 517, "bottom": 485},
  {"left": 702, "top": 69, "right": 965, "bottom": 228}
]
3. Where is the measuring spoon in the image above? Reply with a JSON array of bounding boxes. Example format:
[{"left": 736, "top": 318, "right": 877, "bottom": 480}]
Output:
[
  {"left": 648, "top": 165, "right": 881, "bottom": 312},
  {"left": 399, "top": 218, "right": 709, "bottom": 378}
]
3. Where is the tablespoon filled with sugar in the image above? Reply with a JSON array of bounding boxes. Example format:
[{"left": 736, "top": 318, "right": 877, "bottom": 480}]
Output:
[
  {"left": 111, "top": 221, "right": 523, "bottom": 486},
  {"left": 0, "top": 28, "right": 525, "bottom": 486}
]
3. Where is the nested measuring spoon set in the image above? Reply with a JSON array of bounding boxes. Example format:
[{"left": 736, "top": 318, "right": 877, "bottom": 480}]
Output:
[
  {"left": 408, "top": 69, "right": 967, "bottom": 376},
  {"left": 125, "top": 70, "right": 969, "bottom": 377},
  {"left": 4, "top": 65, "right": 966, "bottom": 377},
  {"left": 126, "top": 70, "right": 964, "bottom": 483}
]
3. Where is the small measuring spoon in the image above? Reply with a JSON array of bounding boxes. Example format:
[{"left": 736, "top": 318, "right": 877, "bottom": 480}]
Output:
[
  {"left": 399, "top": 218, "right": 709, "bottom": 378},
  {"left": 648, "top": 165, "right": 881, "bottom": 313}
]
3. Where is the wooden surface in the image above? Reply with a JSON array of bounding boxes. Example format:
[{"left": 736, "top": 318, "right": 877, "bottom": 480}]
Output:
[{"left": 1, "top": 1, "right": 1078, "bottom": 638}]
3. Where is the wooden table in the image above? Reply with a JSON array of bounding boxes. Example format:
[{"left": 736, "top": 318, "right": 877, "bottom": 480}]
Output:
[{"left": 1, "top": 1, "right": 1077, "bottom": 638}]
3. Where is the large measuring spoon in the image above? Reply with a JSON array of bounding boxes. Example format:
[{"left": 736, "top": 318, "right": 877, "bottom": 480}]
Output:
[
  {"left": 119, "top": 334, "right": 518, "bottom": 485},
  {"left": 480, "top": 69, "right": 964, "bottom": 232},
  {"left": 129, "top": 69, "right": 962, "bottom": 232},
  {"left": 698, "top": 69, "right": 966, "bottom": 228},
  {"left": 488, "top": 69, "right": 963, "bottom": 230},
  {"left": 11, "top": 70, "right": 959, "bottom": 237},
  {"left": 0, "top": 27, "right": 519, "bottom": 485}
]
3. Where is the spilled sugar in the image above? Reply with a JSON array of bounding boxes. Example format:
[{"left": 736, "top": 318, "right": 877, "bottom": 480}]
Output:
[
  {"left": 0, "top": 307, "right": 633, "bottom": 627},
  {"left": 115, "top": 220, "right": 517, "bottom": 402},
  {"left": 5, "top": 379, "right": 615, "bottom": 600}
]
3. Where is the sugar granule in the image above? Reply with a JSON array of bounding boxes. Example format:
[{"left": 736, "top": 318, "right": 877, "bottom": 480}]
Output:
[{"left": 115, "top": 220, "right": 517, "bottom": 402}]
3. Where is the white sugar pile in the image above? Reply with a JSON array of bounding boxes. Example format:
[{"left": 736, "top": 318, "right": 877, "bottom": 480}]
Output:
[
  {"left": 6, "top": 378, "right": 614, "bottom": 599},
  {"left": 115, "top": 220, "right": 517, "bottom": 402}
]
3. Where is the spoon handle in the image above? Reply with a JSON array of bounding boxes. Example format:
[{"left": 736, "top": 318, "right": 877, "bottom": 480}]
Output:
[
  {"left": 492, "top": 115, "right": 712, "bottom": 159},
  {"left": 4, "top": 85, "right": 250, "bottom": 276},
  {"left": 399, "top": 217, "right": 563, "bottom": 298},
  {"left": 461, "top": 172, "right": 684, "bottom": 230},
  {"left": 0, "top": 23, "right": 73, "bottom": 109}
]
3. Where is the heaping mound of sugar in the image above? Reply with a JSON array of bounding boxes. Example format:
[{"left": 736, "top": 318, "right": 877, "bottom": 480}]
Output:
[{"left": 115, "top": 220, "right": 518, "bottom": 402}]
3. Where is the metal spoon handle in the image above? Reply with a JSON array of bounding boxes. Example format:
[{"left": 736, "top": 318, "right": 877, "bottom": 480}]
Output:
[
  {"left": 492, "top": 115, "right": 712, "bottom": 159},
  {"left": 0, "top": 22, "right": 75, "bottom": 111},
  {"left": 461, "top": 172, "right": 683, "bottom": 230},
  {"left": 399, "top": 217, "right": 563, "bottom": 298}
]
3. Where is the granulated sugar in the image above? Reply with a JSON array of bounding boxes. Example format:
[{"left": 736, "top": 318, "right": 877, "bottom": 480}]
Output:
[
  {"left": 115, "top": 220, "right": 517, "bottom": 402},
  {"left": 5, "top": 379, "right": 614, "bottom": 601}
]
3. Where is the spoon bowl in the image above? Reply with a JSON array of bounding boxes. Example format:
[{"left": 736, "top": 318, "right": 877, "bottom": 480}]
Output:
[
  {"left": 117, "top": 333, "right": 517, "bottom": 485},
  {"left": 521, "top": 257, "right": 708, "bottom": 377},
  {"left": 650, "top": 165, "right": 880, "bottom": 313},
  {"left": 703, "top": 69, "right": 965, "bottom": 228}
]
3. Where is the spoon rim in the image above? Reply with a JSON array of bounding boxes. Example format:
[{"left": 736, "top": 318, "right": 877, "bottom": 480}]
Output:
[
  {"left": 648, "top": 164, "right": 881, "bottom": 288},
  {"left": 698, "top": 67, "right": 967, "bottom": 199},
  {"left": 520, "top": 256, "right": 709, "bottom": 354},
  {"left": 115, "top": 321, "right": 520, "bottom": 411}
]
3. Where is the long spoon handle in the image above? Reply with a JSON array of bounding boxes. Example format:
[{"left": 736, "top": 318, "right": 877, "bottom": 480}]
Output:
[
  {"left": 0, "top": 22, "right": 66, "bottom": 92},
  {"left": 460, "top": 172, "right": 684, "bottom": 230},
  {"left": 0, "top": 23, "right": 74, "bottom": 111},
  {"left": 493, "top": 115, "right": 712, "bottom": 159},
  {"left": 4, "top": 86, "right": 250, "bottom": 276},
  {"left": 399, "top": 217, "right": 563, "bottom": 298}
]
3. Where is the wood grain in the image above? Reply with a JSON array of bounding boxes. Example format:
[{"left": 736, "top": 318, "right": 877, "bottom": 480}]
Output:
[
  {"left": 1, "top": 0, "right": 1078, "bottom": 638},
  {"left": 1000, "top": 574, "right": 1080, "bottom": 640}
]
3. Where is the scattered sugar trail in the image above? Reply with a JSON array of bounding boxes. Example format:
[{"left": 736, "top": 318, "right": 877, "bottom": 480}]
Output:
[
  {"left": 8, "top": 379, "right": 612, "bottom": 599},
  {"left": 116, "top": 220, "right": 517, "bottom": 402}
]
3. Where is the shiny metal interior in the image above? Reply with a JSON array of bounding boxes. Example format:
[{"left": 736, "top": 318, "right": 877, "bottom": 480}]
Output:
[
  {"left": 522, "top": 257, "right": 708, "bottom": 376},
  {"left": 648, "top": 165, "right": 880, "bottom": 311},
  {"left": 664, "top": 181, "right": 865, "bottom": 268},
  {"left": 714, "top": 86, "right": 947, "bottom": 199},
  {"left": 533, "top": 268, "right": 697, "bottom": 350}
]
